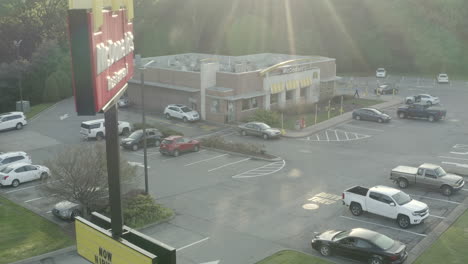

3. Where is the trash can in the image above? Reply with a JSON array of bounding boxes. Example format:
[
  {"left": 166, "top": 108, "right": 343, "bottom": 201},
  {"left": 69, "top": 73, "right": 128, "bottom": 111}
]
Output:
[{"left": 16, "top": 100, "right": 30, "bottom": 113}]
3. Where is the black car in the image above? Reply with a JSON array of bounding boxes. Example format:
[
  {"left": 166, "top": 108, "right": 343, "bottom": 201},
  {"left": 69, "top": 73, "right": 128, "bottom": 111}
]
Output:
[
  {"left": 311, "top": 228, "right": 407, "bottom": 264},
  {"left": 120, "top": 129, "right": 162, "bottom": 151},
  {"left": 375, "top": 83, "right": 399, "bottom": 95},
  {"left": 397, "top": 104, "right": 446, "bottom": 122},
  {"left": 352, "top": 108, "right": 391, "bottom": 123}
]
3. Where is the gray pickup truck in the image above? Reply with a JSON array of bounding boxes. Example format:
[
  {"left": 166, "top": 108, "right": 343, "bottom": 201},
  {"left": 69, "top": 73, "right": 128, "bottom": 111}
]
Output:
[{"left": 390, "top": 163, "right": 465, "bottom": 196}]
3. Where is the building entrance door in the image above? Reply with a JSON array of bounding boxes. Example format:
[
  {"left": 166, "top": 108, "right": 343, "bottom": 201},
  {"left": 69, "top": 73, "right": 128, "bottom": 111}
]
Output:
[{"left": 227, "top": 101, "right": 235, "bottom": 122}]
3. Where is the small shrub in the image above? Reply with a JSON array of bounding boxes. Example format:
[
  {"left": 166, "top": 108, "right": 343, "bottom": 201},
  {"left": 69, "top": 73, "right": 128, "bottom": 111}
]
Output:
[
  {"left": 123, "top": 194, "right": 173, "bottom": 228},
  {"left": 200, "top": 136, "right": 266, "bottom": 156},
  {"left": 132, "top": 122, "right": 183, "bottom": 137},
  {"left": 245, "top": 109, "right": 281, "bottom": 127}
]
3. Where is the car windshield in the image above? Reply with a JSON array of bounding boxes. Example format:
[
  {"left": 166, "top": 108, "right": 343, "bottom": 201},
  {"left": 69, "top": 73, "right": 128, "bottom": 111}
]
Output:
[
  {"left": 257, "top": 123, "right": 271, "bottom": 129},
  {"left": 392, "top": 191, "right": 412, "bottom": 205},
  {"left": 373, "top": 109, "right": 383, "bottom": 114},
  {"left": 332, "top": 230, "right": 350, "bottom": 241},
  {"left": 162, "top": 139, "right": 173, "bottom": 144},
  {"left": 372, "top": 234, "right": 395, "bottom": 250},
  {"left": 181, "top": 107, "right": 192, "bottom": 112},
  {"left": 377, "top": 68, "right": 385, "bottom": 72},
  {"left": 435, "top": 167, "right": 447, "bottom": 176},
  {"left": 129, "top": 131, "right": 143, "bottom": 139}
]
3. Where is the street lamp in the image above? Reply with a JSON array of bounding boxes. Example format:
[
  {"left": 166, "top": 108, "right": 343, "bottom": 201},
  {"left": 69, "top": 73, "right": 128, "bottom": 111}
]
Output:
[
  {"left": 13, "top": 40, "right": 24, "bottom": 112},
  {"left": 136, "top": 55, "right": 154, "bottom": 194}
]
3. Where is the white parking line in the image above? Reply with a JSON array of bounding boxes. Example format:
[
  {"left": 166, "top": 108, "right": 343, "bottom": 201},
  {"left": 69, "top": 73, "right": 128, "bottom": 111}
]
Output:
[
  {"left": 46, "top": 210, "right": 52, "bottom": 214},
  {"left": 325, "top": 130, "right": 330, "bottom": 141},
  {"left": 453, "top": 144, "right": 468, "bottom": 149},
  {"left": 438, "top": 156, "right": 468, "bottom": 161},
  {"left": 5, "top": 180, "right": 62, "bottom": 194},
  {"left": 208, "top": 158, "right": 250, "bottom": 172},
  {"left": 316, "top": 134, "right": 320, "bottom": 141},
  {"left": 177, "top": 237, "right": 210, "bottom": 251},
  {"left": 450, "top": 151, "right": 468, "bottom": 155},
  {"left": 407, "top": 194, "right": 461, "bottom": 205},
  {"left": 334, "top": 130, "right": 339, "bottom": 140},
  {"left": 342, "top": 124, "right": 385, "bottom": 132},
  {"left": 233, "top": 160, "right": 286, "bottom": 178},
  {"left": 441, "top": 161, "right": 468, "bottom": 168},
  {"left": 429, "top": 214, "right": 445, "bottom": 219},
  {"left": 184, "top": 154, "right": 228, "bottom": 166},
  {"left": 24, "top": 197, "right": 44, "bottom": 203},
  {"left": 340, "top": 216, "right": 427, "bottom": 237}
]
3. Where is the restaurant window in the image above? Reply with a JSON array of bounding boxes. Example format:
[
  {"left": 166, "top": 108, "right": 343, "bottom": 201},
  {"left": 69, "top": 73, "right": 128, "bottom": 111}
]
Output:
[
  {"left": 251, "top": 97, "right": 258, "bottom": 108},
  {"left": 211, "top": 99, "right": 220, "bottom": 113},
  {"left": 242, "top": 99, "right": 250, "bottom": 110},
  {"left": 313, "top": 71, "right": 319, "bottom": 79},
  {"left": 300, "top": 87, "right": 307, "bottom": 97},
  {"left": 286, "top": 90, "right": 294, "bottom": 100},
  {"left": 270, "top": 93, "right": 278, "bottom": 104}
]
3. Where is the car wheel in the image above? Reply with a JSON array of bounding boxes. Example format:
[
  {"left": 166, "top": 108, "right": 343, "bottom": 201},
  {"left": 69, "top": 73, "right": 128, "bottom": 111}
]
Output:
[
  {"left": 132, "top": 144, "right": 138, "bottom": 151},
  {"left": 398, "top": 178, "right": 409, "bottom": 189},
  {"left": 355, "top": 115, "right": 361, "bottom": 120},
  {"left": 165, "top": 113, "right": 171, "bottom": 120},
  {"left": 369, "top": 256, "right": 383, "bottom": 264},
  {"left": 16, "top": 123, "right": 23, "bottom": 130},
  {"left": 96, "top": 133, "right": 104, "bottom": 141},
  {"left": 173, "top": 149, "right": 180, "bottom": 157},
  {"left": 183, "top": 117, "right": 188, "bottom": 123},
  {"left": 71, "top": 210, "right": 81, "bottom": 220},
  {"left": 442, "top": 185, "right": 453, "bottom": 196},
  {"left": 378, "top": 118, "right": 383, "bottom": 123},
  {"left": 12, "top": 179, "right": 20, "bottom": 187},
  {"left": 122, "top": 127, "right": 130, "bottom": 136},
  {"left": 406, "top": 99, "right": 412, "bottom": 104},
  {"left": 193, "top": 145, "right": 199, "bottom": 152},
  {"left": 350, "top": 202, "right": 363, "bottom": 216},
  {"left": 397, "top": 215, "right": 410, "bottom": 229},
  {"left": 427, "top": 101, "right": 432, "bottom": 106},
  {"left": 428, "top": 115, "right": 435, "bottom": 122},
  {"left": 241, "top": 130, "right": 247, "bottom": 136},
  {"left": 398, "top": 112, "right": 405, "bottom": 119},
  {"left": 263, "top": 133, "right": 269, "bottom": 140},
  {"left": 319, "top": 245, "right": 331, "bottom": 257},
  {"left": 155, "top": 140, "right": 161, "bottom": 147},
  {"left": 40, "top": 172, "right": 48, "bottom": 181}
]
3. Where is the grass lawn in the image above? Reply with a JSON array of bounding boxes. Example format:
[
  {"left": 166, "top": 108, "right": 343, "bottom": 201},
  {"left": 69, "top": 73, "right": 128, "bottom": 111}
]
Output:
[
  {"left": 282, "top": 98, "right": 384, "bottom": 130},
  {"left": 25, "top": 103, "right": 55, "bottom": 119},
  {"left": 0, "top": 196, "right": 73, "bottom": 264},
  {"left": 414, "top": 209, "right": 468, "bottom": 264},
  {"left": 256, "top": 250, "right": 333, "bottom": 264}
]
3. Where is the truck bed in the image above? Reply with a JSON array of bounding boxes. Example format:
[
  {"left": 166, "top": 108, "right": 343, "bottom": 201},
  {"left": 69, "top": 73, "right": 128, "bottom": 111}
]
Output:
[
  {"left": 392, "top": 166, "right": 418, "bottom": 175},
  {"left": 345, "top": 186, "right": 369, "bottom": 196}
]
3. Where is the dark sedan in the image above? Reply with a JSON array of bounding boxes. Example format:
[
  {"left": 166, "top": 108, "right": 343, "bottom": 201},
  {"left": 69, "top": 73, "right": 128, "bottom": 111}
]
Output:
[
  {"left": 353, "top": 108, "right": 391, "bottom": 123},
  {"left": 375, "top": 84, "right": 399, "bottom": 95},
  {"left": 311, "top": 228, "right": 407, "bottom": 264},
  {"left": 120, "top": 129, "right": 162, "bottom": 151},
  {"left": 238, "top": 122, "right": 281, "bottom": 139}
]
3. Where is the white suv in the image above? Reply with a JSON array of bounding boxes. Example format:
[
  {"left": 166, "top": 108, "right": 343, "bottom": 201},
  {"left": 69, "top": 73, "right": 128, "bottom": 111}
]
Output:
[
  {"left": 437, "top": 73, "right": 449, "bottom": 84},
  {"left": 0, "top": 112, "right": 27, "bottom": 131},
  {"left": 164, "top": 104, "right": 200, "bottom": 122},
  {"left": 0, "top": 151, "right": 32, "bottom": 170},
  {"left": 80, "top": 119, "right": 132, "bottom": 140},
  {"left": 376, "top": 68, "right": 386, "bottom": 78}
]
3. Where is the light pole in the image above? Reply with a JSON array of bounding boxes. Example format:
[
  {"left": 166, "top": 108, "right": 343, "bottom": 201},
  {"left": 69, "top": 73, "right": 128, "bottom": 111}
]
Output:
[
  {"left": 136, "top": 55, "right": 154, "bottom": 194},
  {"left": 14, "top": 40, "right": 23, "bottom": 112}
]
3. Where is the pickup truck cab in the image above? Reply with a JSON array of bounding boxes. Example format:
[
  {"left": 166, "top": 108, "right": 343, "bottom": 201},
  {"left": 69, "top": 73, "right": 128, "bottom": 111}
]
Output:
[
  {"left": 342, "top": 185, "right": 429, "bottom": 229},
  {"left": 397, "top": 104, "right": 446, "bottom": 122},
  {"left": 390, "top": 163, "right": 465, "bottom": 196}
]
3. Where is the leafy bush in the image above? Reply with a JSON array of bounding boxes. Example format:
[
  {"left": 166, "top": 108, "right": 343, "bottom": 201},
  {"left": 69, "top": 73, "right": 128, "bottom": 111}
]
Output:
[
  {"left": 132, "top": 122, "right": 183, "bottom": 137},
  {"left": 245, "top": 109, "right": 281, "bottom": 127},
  {"left": 200, "top": 136, "right": 266, "bottom": 156}
]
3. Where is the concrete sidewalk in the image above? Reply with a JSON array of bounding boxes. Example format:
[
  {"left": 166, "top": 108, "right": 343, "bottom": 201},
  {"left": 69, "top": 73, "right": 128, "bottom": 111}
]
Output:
[{"left": 282, "top": 97, "right": 403, "bottom": 138}]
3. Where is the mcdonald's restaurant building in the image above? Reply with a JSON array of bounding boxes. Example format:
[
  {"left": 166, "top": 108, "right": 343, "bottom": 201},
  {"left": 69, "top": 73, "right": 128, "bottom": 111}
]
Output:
[{"left": 127, "top": 53, "right": 339, "bottom": 123}]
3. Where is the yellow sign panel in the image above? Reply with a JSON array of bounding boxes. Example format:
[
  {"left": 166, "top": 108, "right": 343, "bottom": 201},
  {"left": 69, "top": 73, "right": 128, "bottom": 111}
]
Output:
[{"left": 76, "top": 218, "right": 156, "bottom": 264}]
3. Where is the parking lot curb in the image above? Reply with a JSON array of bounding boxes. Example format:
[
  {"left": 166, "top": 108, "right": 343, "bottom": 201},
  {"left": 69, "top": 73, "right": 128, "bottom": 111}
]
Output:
[
  {"left": 281, "top": 98, "right": 403, "bottom": 138},
  {"left": 201, "top": 146, "right": 282, "bottom": 162},
  {"left": 405, "top": 195, "right": 468, "bottom": 263},
  {"left": 9, "top": 245, "right": 77, "bottom": 264}
]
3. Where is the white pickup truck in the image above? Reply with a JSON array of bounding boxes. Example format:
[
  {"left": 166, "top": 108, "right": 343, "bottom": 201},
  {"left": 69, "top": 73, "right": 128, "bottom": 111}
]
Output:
[{"left": 342, "top": 185, "right": 429, "bottom": 229}]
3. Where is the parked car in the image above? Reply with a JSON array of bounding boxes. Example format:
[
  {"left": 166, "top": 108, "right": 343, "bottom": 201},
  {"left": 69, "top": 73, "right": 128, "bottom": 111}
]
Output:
[
  {"left": 376, "top": 68, "right": 387, "bottom": 78},
  {"left": 159, "top": 136, "right": 200, "bottom": 156},
  {"left": 117, "top": 97, "right": 130, "bottom": 108},
  {"left": 121, "top": 129, "right": 163, "bottom": 151},
  {"left": 80, "top": 119, "right": 132, "bottom": 140},
  {"left": 352, "top": 108, "right": 391, "bottom": 123},
  {"left": 390, "top": 163, "right": 465, "bottom": 196},
  {"left": 164, "top": 104, "right": 200, "bottom": 122},
  {"left": 437, "top": 73, "right": 449, "bottom": 84},
  {"left": 405, "top": 94, "right": 439, "bottom": 105},
  {"left": 52, "top": 200, "right": 83, "bottom": 220},
  {"left": 375, "top": 83, "right": 398, "bottom": 95},
  {"left": 397, "top": 104, "right": 446, "bottom": 122},
  {"left": 0, "top": 112, "right": 27, "bottom": 131},
  {"left": 0, "top": 151, "right": 32, "bottom": 171},
  {"left": 0, "top": 163, "right": 50, "bottom": 187},
  {"left": 238, "top": 122, "right": 281, "bottom": 139},
  {"left": 342, "top": 185, "right": 429, "bottom": 228},
  {"left": 311, "top": 228, "right": 407, "bottom": 264}
]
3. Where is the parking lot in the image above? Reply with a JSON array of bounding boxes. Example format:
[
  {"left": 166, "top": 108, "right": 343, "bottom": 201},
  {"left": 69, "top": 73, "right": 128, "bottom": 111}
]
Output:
[{"left": 1, "top": 75, "right": 468, "bottom": 264}]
